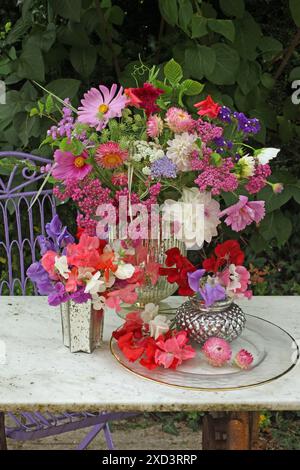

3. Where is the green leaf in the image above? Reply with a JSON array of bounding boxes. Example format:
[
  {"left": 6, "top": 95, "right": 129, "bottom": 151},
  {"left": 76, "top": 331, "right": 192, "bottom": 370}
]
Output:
[
  {"left": 249, "top": 232, "right": 269, "bottom": 253},
  {"left": 258, "top": 36, "right": 283, "bottom": 60},
  {"left": 30, "top": 23, "right": 56, "bottom": 52},
  {"left": 18, "top": 43, "right": 45, "bottom": 82},
  {"left": 164, "top": 59, "right": 183, "bottom": 85},
  {"left": 259, "top": 210, "right": 292, "bottom": 246},
  {"left": 258, "top": 185, "right": 293, "bottom": 212},
  {"left": 178, "top": 0, "right": 193, "bottom": 34},
  {"left": 219, "top": 0, "right": 245, "bottom": 18},
  {"left": 50, "top": 0, "right": 82, "bottom": 22},
  {"left": 185, "top": 45, "right": 216, "bottom": 80},
  {"left": 108, "top": 5, "right": 124, "bottom": 25},
  {"left": 46, "top": 79, "right": 81, "bottom": 99},
  {"left": 261, "top": 73, "right": 275, "bottom": 89},
  {"left": 290, "top": 0, "right": 300, "bottom": 27},
  {"left": 289, "top": 67, "right": 300, "bottom": 82},
  {"left": 29, "top": 108, "right": 39, "bottom": 117},
  {"left": 181, "top": 79, "right": 204, "bottom": 96},
  {"left": 233, "top": 14, "right": 262, "bottom": 60},
  {"left": 191, "top": 15, "right": 208, "bottom": 38},
  {"left": 60, "top": 138, "right": 84, "bottom": 155},
  {"left": 292, "top": 185, "right": 300, "bottom": 204},
  {"left": 4, "top": 17, "right": 31, "bottom": 45},
  {"left": 207, "top": 19, "right": 235, "bottom": 42},
  {"left": 237, "top": 61, "right": 261, "bottom": 95},
  {"left": 45, "top": 95, "right": 54, "bottom": 114},
  {"left": 158, "top": 0, "right": 178, "bottom": 26},
  {"left": 206, "top": 43, "right": 240, "bottom": 85},
  {"left": 70, "top": 45, "right": 97, "bottom": 78}
]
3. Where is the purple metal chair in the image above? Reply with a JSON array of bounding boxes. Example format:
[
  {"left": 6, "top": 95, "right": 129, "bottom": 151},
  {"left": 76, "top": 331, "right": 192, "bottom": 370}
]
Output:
[{"left": 0, "top": 151, "right": 136, "bottom": 449}]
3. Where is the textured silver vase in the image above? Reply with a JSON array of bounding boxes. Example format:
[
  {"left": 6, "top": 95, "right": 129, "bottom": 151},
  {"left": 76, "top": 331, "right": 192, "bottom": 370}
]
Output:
[
  {"left": 60, "top": 300, "right": 104, "bottom": 353},
  {"left": 175, "top": 298, "right": 246, "bottom": 344}
]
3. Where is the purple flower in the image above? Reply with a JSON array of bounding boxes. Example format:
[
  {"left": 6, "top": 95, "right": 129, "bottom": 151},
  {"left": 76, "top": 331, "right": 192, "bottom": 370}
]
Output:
[
  {"left": 45, "top": 215, "right": 74, "bottom": 252},
  {"left": 218, "top": 106, "right": 232, "bottom": 123},
  {"left": 187, "top": 269, "right": 206, "bottom": 293},
  {"left": 151, "top": 156, "right": 177, "bottom": 179},
  {"left": 199, "top": 283, "right": 226, "bottom": 307},
  {"left": 70, "top": 288, "right": 91, "bottom": 304},
  {"left": 233, "top": 112, "right": 261, "bottom": 134},
  {"left": 48, "top": 282, "right": 69, "bottom": 306},
  {"left": 37, "top": 235, "right": 55, "bottom": 255},
  {"left": 27, "top": 262, "right": 54, "bottom": 295}
]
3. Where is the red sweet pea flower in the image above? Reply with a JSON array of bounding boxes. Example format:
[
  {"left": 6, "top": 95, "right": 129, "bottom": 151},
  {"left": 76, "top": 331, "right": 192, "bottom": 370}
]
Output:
[
  {"left": 125, "top": 83, "right": 164, "bottom": 116},
  {"left": 194, "top": 95, "right": 221, "bottom": 119},
  {"left": 159, "top": 248, "right": 196, "bottom": 296},
  {"left": 203, "top": 240, "right": 245, "bottom": 273},
  {"left": 139, "top": 337, "right": 159, "bottom": 370}
]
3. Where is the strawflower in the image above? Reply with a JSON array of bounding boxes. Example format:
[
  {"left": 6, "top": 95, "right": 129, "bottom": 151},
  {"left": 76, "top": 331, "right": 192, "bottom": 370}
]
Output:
[
  {"left": 202, "top": 337, "right": 232, "bottom": 367},
  {"left": 234, "top": 349, "right": 254, "bottom": 369},
  {"left": 95, "top": 141, "right": 128, "bottom": 169}
]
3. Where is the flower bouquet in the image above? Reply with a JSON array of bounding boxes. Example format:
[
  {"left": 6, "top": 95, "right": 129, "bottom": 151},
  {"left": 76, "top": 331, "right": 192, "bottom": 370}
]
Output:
[{"left": 27, "top": 58, "right": 283, "bottom": 357}]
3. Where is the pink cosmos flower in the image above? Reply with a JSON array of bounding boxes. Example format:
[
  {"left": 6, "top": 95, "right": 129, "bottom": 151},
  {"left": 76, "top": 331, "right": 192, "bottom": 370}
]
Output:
[
  {"left": 95, "top": 141, "right": 128, "bottom": 169},
  {"left": 202, "top": 337, "right": 232, "bottom": 367},
  {"left": 52, "top": 150, "right": 92, "bottom": 182},
  {"left": 220, "top": 195, "right": 265, "bottom": 232},
  {"left": 155, "top": 331, "right": 196, "bottom": 369},
  {"left": 165, "top": 107, "right": 194, "bottom": 133},
  {"left": 218, "top": 264, "right": 252, "bottom": 299},
  {"left": 78, "top": 84, "right": 127, "bottom": 131},
  {"left": 146, "top": 114, "right": 163, "bottom": 138},
  {"left": 234, "top": 349, "right": 253, "bottom": 369}
]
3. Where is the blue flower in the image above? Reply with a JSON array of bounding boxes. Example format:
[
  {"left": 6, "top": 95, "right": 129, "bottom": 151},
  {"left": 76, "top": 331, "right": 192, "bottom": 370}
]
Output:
[{"left": 151, "top": 156, "right": 177, "bottom": 179}]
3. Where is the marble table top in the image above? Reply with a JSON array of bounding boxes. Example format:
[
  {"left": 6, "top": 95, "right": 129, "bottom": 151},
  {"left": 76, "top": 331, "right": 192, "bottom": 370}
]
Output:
[{"left": 0, "top": 296, "right": 299, "bottom": 412}]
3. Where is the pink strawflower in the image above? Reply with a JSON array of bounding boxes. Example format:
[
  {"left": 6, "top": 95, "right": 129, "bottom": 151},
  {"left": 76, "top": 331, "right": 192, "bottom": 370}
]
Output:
[
  {"left": 245, "top": 164, "right": 271, "bottom": 194},
  {"left": 78, "top": 84, "right": 127, "bottom": 131},
  {"left": 220, "top": 195, "right": 265, "bottom": 232},
  {"left": 155, "top": 331, "right": 196, "bottom": 369},
  {"left": 202, "top": 337, "right": 232, "bottom": 367},
  {"left": 165, "top": 107, "right": 195, "bottom": 133},
  {"left": 52, "top": 150, "right": 92, "bottom": 182},
  {"left": 95, "top": 141, "right": 128, "bottom": 169},
  {"left": 194, "top": 157, "right": 238, "bottom": 195},
  {"left": 194, "top": 119, "right": 223, "bottom": 143},
  {"left": 146, "top": 114, "right": 163, "bottom": 138},
  {"left": 112, "top": 172, "right": 128, "bottom": 186},
  {"left": 234, "top": 349, "right": 253, "bottom": 370}
]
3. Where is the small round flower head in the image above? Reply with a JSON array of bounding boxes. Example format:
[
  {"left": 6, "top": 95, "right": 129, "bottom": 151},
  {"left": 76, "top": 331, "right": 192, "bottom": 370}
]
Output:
[
  {"left": 165, "top": 107, "right": 195, "bottom": 133},
  {"left": 95, "top": 141, "right": 128, "bottom": 169},
  {"left": 272, "top": 182, "right": 284, "bottom": 194},
  {"left": 147, "top": 114, "right": 163, "bottom": 138},
  {"left": 111, "top": 172, "right": 128, "bottom": 186},
  {"left": 202, "top": 337, "right": 232, "bottom": 367},
  {"left": 234, "top": 349, "right": 253, "bottom": 370}
]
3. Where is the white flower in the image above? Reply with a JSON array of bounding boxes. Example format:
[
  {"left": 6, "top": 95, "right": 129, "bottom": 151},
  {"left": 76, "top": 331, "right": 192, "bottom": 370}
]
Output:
[
  {"left": 149, "top": 315, "right": 170, "bottom": 339},
  {"left": 237, "top": 155, "right": 255, "bottom": 177},
  {"left": 142, "top": 166, "right": 151, "bottom": 175},
  {"left": 84, "top": 272, "right": 105, "bottom": 295},
  {"left": 255, "top": 147, "right": 280, "bottom": 165},
  {"left": 166, "top": 132, "right": 197, "bottom": 171},
  {"left": 141, "top": 303, "right": 159, "bottom": 322},
  {"left": 114, "top": 262, "right": 135, "bottom": 280},
  {"left": 54, "top": 256, "right": 70, "bottom": 279},
  {"left": 162, "top": 188, "right": 220, "bottom": 248},
  {"left": 92, "top": 294, "right": 106, "bottom": 310},
  {"left": 132, "top": 141, "right": 164, "bottom": 163}
]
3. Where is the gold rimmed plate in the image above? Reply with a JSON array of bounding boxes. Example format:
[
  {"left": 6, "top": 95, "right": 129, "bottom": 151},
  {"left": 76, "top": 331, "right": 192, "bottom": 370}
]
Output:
[{"left": 110, "top": 314, "right": 299, "bottom": 391}]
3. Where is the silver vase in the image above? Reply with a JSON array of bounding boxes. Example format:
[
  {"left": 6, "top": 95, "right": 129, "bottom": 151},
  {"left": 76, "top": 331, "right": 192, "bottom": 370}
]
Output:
[
  {"left": 60, "top": 300, "right": 104, "bottom": 353},
  {"left": 175, "top": 298, "right": 246, "bottom": 344}
]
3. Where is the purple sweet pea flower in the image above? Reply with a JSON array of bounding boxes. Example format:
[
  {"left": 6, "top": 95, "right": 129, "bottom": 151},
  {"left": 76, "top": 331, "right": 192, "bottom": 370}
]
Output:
[
  {"left": 45, "top": 214, "right": 74, "bottom": 251},
  {"left": 37, "top": 235, "right": 55, "bottom": 255},
  {"left": 199, "top": 283, "right": 226, "bottom": 307},
  {"left": 70, "top": 288, "right": 91, "bottom": 304},
  {"left": 48, "top": 282, "right": 69, "bottom": 306},
  {"left": 187, "top": 269, "right": 206, "bottom": 293},
  {"left": 26, "top": 262, "right": 54, "bottom": 295}
]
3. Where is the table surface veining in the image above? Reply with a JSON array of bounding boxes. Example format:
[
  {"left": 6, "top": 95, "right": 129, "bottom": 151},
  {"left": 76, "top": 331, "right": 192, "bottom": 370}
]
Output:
[{"left": 0, "top": 296, "right": 299, "bottom": 412}]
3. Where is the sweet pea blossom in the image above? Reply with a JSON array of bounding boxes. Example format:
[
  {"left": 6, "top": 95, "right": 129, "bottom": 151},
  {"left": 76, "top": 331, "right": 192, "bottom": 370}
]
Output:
[
  {"left": 84, "top": 272, "right": 105, "bottom": 295},
  {"left": 141, "top": 303, "right": 159, "bottom": 322},
  {"left": 220, "top": 195, "right": 265, "bottom": 232},
  {"left": 114, "top": 262, "right": 135, "bottom": 280},
  {"left": 218, "top": 264, "right": 252, "bottom": 299},
  {"left": 199, "top": 283, "right": 226, "bottom": 307},
  {"left": 54, "top": 255, "right": 70, "bottom": 279},
  {"left": 187, "top": 269, "right": 206, "bottom": 293},
  {"left": 155, "top": 331, "right": 196, "bottom": 369},
  {"left": 149, "top": 315, "right": 170, "bottom": 339},
  {"left": 255, "top": 147, "right": 280, "bottom": 165}
]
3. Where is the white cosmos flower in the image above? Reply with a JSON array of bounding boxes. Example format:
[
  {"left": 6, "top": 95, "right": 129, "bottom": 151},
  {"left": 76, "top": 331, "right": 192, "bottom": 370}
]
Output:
[
  {"left": 55, "top": 255, "right": 70, "bottom": 279},
  {"left": 141, "top": 303, "right": 159, "bottom": 322},
  {"left": 255, "top": 148, "right": 280, "bottom": 165},
  {"left": 166, "top": 132, "right": 197, "bottom": 171},
  {"left": 114, "top": 263, "right": 135, "bottom": 280},
  {"left": 162, "top": 188, "right": 220, "bottom": 248},
  {"left": 149, "top": 315, "right": 170, "bottom": 339},
  {"left": 84, "top": 272, "right": 105, "bottom": 295}
]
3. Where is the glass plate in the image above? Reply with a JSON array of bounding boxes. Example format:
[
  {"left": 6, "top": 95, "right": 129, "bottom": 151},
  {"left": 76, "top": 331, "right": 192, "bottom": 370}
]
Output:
[{"left": 110, "top": 314, "right": 299, "bottom": 390}]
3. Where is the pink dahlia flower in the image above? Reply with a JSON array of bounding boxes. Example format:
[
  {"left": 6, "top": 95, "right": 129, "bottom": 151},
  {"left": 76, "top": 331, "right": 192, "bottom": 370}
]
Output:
[
  {"left": 155, "top": 331, "right": 196, "bottom": 369},
  {"left": 95, "top": 141, "right": 128, "bottom": 169},
  {"left": 52, "top": 150, "right": 92, "bottom": 182},
  {"left": 202, "top": 337, "right": 232, "bottom": 367},
  {"left": 78, "top": 84, "right": 127, "bottom": 131},
  {"left": 234, "top": 349, "right": 253, "bottom": 370},
  {"left": 165, "top": 107, "right": 194, "bottom": 133},
  {"left": 220, "top": 195, "right": 265, "bottom": 232},
  {"left": 146, "top": 114, "right": 163, "bottom": 138}
]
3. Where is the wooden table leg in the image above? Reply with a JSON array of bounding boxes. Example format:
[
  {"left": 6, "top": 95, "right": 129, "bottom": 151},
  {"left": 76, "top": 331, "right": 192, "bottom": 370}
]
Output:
[
  {"left": 0, "top": 412, "right": 7, "bottom": 450},
  {"left": 202, "top": 411, "right": 260, "bottom": 450}
]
